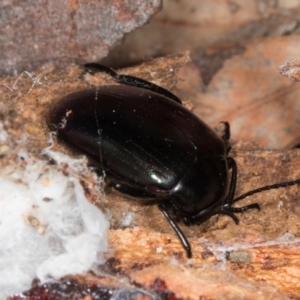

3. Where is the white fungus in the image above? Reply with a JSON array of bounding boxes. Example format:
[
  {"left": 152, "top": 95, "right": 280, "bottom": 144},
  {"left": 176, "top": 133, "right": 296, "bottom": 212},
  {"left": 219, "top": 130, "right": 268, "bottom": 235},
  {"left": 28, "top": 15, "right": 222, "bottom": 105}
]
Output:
[
  {"left": 0, "top": 150, "right": 109, "bottom": 299},
  {"left": 120, "top": 211, "right": 135, "bottom": 227}
]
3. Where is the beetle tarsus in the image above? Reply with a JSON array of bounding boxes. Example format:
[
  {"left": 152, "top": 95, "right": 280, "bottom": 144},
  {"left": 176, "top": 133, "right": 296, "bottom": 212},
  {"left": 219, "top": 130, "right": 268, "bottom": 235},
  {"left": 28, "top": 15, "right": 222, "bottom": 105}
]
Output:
[
  {"left": 211, "top": 208, "right": 240, "bottom": 225},
  {"left": 230, "top": 203, "right": 260, "bottom": 212},
  {"left": 158, "top": 202, "right": 192, "bottom": 258}
]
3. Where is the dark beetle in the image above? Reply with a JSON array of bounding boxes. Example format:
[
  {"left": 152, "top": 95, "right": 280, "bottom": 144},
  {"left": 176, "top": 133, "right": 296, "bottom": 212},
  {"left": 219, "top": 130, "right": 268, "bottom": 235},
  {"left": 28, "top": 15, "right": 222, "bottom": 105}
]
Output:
[{"left": 48, "top": 63, "right": 300, "bottom": 258}]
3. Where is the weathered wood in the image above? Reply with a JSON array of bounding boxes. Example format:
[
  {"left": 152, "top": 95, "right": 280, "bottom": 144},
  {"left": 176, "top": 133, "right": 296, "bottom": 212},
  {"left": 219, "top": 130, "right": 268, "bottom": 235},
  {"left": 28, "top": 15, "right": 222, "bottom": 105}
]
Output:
[{"left": 2, "top": 55, "right": 300, "bottom": 298}]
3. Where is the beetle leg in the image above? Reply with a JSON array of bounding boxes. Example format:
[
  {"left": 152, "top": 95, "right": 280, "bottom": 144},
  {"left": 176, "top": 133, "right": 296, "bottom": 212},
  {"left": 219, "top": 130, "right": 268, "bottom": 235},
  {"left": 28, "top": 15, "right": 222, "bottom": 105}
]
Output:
[
  {"left": 84, "top": 63, "right": 182, "bottom": 104},
  {"left": 230, "top": 203, "right": 260, "bottom": 212},
  {"left": 84, "top": 63, "right": 118, "bottom": 77},
  {"left": 210, "top": 209, "right": 240, "bottom": 225},
  {"left": 223, "top": 156, "right": 237, "bottom": 207},
  {"left": 222, "top": 121, "right": 231, "bottom": 141},
  {"left": 220, "top": 121, "right": 231, "bottom": 154},
  {"left": 215, "top": 121, "right": 231, "bottom": 142},
  {"left": 114, "top": 74, "right": 182, "bottom": 104},
  {"left": 158, "top": 202, "right": 192, "bottom": 258},
  {"left": 210, "top": 156, "right": 240, "bottom": 224},
  {"left": 222, "top": 157, "right": 260, "bottom": 215}
]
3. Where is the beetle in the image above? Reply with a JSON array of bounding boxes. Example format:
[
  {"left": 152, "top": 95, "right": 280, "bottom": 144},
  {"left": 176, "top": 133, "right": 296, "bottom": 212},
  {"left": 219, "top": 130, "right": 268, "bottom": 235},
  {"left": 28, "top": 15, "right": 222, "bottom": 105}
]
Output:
[{"left": 48, "top": 63, "right": 300, "bottom": 258}]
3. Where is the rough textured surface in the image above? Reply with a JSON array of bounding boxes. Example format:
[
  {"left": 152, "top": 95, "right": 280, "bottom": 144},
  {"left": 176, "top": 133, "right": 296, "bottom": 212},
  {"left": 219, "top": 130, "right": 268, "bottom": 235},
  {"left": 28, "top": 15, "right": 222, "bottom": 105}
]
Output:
[
  {"left": 0, "top": 0, "right": 161, "bottom": 76},
  {"left": 2, "top": 55, "right": 300, "bottom": 299},
  {"left": 130, "top": 263, "right": 286, "bottom": 300},
  {"left": 0, "top": 109, "right": 109, "bottom": 298},
  {"left": 103, "top": 0, "right": 300, "bottom": 67},
  {"left": 176, "top": 35, "right": 300, "bottom": 150}
]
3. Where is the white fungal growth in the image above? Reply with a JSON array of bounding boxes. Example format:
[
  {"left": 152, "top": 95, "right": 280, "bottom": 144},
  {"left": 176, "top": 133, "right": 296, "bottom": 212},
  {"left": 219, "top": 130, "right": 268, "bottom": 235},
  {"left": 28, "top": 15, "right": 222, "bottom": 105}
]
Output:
[
  {"left": 120, "top": 211, "right": 135, "bottom": 227},
  {"left": 0, "top": 149, "right": 109, "bottom": 299}
]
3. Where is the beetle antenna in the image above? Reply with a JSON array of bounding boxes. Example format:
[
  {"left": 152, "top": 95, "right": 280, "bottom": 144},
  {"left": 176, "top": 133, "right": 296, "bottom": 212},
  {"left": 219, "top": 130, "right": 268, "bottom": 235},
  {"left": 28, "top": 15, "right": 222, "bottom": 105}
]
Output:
[
  {"left": 233, "top": 178, "right": 300, "bottom": 203},
  {"left": 84, "top": 63, "right": 118, "bottom": 77},
  {"left": 84, "top": 63, "right": 182, "bottom": 104}
]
